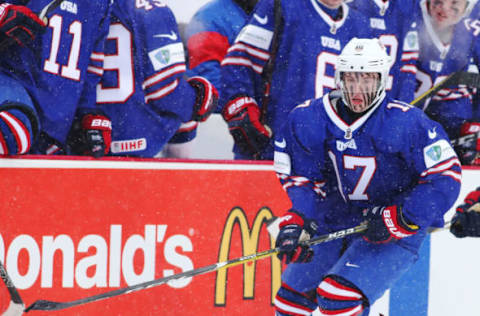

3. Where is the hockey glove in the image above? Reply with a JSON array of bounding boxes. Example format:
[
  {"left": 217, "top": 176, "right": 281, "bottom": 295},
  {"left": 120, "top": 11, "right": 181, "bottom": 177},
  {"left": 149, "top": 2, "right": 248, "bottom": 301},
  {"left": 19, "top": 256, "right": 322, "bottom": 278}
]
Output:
[
  {"left": 363, "top": 205, "right": 419, "bottom": 243},
  {"left": 187, "top": 76, "right": 218, "bottom": 122},
  {"left": 0, "top": 3, "right": 46, "bottom": 49},
  {"left": 69, "top": 114, "right": 112, "bottom": 158},
  {"left": 275, "top": 210, "right": 317, "bottom": 264},
  {"left": 0, "top": 108, "right": 33, "bottom": 155},
  {"left": 455, "top": 122, "right": 480, "bottom": 165},
  {"left": 222, "top": 95, "right": 272, "bottom": 157},
  {"left": 450, "top": 187, "right": 480, "bottom": 238}
]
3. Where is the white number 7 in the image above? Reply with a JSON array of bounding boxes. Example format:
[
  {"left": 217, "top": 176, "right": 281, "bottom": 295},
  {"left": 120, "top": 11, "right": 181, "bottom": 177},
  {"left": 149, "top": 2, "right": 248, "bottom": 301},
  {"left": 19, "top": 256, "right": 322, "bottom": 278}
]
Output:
[{"left": 329, "top": 151, "right": 377, "bottom": 201}]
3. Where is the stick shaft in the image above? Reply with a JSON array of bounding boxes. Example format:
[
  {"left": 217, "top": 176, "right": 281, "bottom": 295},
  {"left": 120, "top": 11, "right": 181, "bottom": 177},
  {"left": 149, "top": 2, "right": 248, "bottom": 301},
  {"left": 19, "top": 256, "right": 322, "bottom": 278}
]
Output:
[{"left": 25, "top": 224, "right": 366, "bottom": 312}]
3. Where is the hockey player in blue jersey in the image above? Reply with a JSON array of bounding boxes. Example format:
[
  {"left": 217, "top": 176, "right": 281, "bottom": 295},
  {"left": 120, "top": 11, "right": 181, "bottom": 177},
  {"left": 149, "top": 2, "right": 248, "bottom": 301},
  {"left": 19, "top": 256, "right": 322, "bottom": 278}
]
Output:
[
  {"left": 74, "top": 0, "right": 217, "bottom": 158},
  {"left": 0, "top": 3, "right": 45, "bottom": 155},
  {"left": 0, "top": 1, "right": 113, "bottom": 157},
  {"left": 347, "top": 0, "right": 419, "bottom": 102},
  {"left": 413, "top": 0, "right": 480, "bottom": 164},
  {"left": 220, "top": 0, "right": 373, "bottom": 160},
  {"left": 273, "top": 38, "right": 461, "bottom": 316}
]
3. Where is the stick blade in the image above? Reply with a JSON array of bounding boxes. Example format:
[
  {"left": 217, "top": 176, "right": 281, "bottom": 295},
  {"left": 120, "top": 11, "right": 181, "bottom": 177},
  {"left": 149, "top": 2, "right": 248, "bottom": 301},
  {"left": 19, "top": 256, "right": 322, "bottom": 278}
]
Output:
[{"left": 25, "top": 300, "right": 63, "bottom": 312}]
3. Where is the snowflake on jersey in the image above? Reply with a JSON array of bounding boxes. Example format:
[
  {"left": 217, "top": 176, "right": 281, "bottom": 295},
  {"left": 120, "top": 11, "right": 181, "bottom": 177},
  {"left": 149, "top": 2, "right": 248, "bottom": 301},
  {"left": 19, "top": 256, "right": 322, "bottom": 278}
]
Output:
[
  {"left": 347, "top": 0, "right": 419, "bottom": 102},
  {"left": 96, "top": 0, "right": 216, "bottom": 157},
  {"left": 220, "top": 0, "right": 373, "bottom": 160},
  {"left": 414, "top": 0, "right": 480, "bottom": 139}
]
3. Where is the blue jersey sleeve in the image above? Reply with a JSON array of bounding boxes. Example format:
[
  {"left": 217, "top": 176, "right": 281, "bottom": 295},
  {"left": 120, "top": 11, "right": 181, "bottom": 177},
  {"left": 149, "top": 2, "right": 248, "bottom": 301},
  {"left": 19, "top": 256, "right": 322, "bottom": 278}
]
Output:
[
  {"left": 220, "top": 0, "right": 276, "bottom": 107},
  {"left": 389, "top": 103, "right": 462, "bottom": 228},
  {"left": 273, "top": 99, "right": 343, "bottom": 230}
]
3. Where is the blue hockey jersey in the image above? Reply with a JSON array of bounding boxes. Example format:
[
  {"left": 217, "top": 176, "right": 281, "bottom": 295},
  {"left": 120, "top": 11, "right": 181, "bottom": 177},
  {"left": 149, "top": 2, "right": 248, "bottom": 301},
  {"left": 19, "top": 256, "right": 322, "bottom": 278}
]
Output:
[
  {"left": 347, "top": 0, "right": 419, "bottom": 102},
  {"left": 274, "top": 92, "right": 461, "bottom": 231},
  {"left": 1, "top": 0, "right": 112, "bottom": 148},
  {"left": 221, "top": 0, "right": 373, "bottom": 159},
  {"left": 413, "top": 0, "right": 480, "bottom": 139},
  {"left": 97, "top": 0, "right": 198, "bottom": 157}
]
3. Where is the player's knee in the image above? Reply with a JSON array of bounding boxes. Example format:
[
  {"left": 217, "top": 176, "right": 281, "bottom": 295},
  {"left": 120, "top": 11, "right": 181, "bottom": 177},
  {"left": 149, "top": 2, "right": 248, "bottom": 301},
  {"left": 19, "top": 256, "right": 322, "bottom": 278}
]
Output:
[
  {"left": 274, "top": 282, "right": 317, "bottom": 316},
  {"left": 317, "top": 275, "right": 369, "bottom": 316},
  {"left": 0, "top": 108, "right": 34, "bottom": 155}
]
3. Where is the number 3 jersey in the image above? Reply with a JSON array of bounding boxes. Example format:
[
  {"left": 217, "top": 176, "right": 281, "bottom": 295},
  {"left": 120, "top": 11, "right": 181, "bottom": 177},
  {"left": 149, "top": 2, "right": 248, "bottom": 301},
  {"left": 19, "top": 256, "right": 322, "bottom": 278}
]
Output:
[
  {"left": 220, "top": 0, "right": 373, "bottom": 159},
  {"left": 273, "top": 93, "right": 461, "bottom": 232},
  {"left": 97, "top": 0, "right": 198, "bottom": 157},
  {"left": 0, "top": 0, "right": 112, "bottom": 147}
]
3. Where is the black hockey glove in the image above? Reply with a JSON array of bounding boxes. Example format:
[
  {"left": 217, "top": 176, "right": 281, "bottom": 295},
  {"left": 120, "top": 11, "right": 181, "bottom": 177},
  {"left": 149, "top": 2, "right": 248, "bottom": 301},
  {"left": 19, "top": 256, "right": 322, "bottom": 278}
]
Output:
[
  {"left": 450, "top": 188, "right": 480, "bottom": 238},
  {"left": 0, "top": 3, "right": 46, "bottom": 50},
  {"left": 454, "top": 122, "right": 480, "bottom": 165},
  {"left": 275, "top": 210, "right": 317, "bottom": 264},
  {"left": 68, "top": 113, "right": 112, "bottom": 158},
  {"left": 187, "top": 76, "right": 218, "bottom": 122},
  {"left": 222, "top": 95, "right": 272, "bottom": 157},
  {"left": 363, "top": 205, "right": 419, "bottom": 243}
]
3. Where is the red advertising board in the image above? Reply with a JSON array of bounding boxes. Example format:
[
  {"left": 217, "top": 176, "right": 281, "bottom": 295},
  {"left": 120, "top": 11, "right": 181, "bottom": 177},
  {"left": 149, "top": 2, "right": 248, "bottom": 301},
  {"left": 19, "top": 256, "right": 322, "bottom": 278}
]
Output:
[{"left": 0, "top": 157, "right": 292, "bottom": 315}]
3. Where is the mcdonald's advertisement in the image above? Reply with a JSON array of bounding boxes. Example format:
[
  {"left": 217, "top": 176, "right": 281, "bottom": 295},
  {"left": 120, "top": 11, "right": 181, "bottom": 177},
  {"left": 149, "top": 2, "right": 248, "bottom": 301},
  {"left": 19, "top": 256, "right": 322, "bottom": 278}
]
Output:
[
  {"left": 1, "top": 157, "right": 480, "bottom": 316},
  {"left": 0, "top": 157, "right": 290, "bottom": 315}
]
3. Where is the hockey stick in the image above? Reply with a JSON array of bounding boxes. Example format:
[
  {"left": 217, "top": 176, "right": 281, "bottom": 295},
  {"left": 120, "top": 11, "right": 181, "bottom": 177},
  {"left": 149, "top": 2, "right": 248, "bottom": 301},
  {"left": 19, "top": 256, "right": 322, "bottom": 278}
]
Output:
[
  {"left": 0, "top": 260, "right": 25, "bottom": 315},
  {"left": 24, "top": 223, "right": 367, "bottom": 312},
  {"left": 411, "top": 71, "right": 480, "bottom": 107}
]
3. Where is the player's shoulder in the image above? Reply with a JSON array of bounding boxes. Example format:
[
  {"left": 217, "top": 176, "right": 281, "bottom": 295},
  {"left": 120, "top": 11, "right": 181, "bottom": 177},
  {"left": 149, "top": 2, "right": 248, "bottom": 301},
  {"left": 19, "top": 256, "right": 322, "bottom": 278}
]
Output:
[
  {"left": 382, "top": 98, "right": 440, "bottom": 134},
  {"left": 119, "top": 0, "right": 174, "bottom": 19}
]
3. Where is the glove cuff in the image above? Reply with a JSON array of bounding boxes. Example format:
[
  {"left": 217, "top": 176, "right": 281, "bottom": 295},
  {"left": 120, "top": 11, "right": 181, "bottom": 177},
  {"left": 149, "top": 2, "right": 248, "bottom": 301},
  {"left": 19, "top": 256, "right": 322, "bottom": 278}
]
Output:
[
  {"left": 464, "top": 188, "right": 480, "bottom": 205},
  {"left": 279, "top": 209, "right": 317, "bottom": 236},
  {"left": 81, "top": 114, "right": 112, "bottom": 131},
  {"left": 222, "top": 95, "right": 258, "bottom": 121}
]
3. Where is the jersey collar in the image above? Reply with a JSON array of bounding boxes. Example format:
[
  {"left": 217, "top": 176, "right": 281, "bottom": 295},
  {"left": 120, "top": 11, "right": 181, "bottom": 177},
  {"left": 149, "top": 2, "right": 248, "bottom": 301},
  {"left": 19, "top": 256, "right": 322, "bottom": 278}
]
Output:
[
  {"left": 323, "top": 92, "right": 382, "bottom": 139},
  {"left": 372, "top": 0, "right": 389, "bottom": 16},
  {"left": 310, "top": 0, "right": 349, "bottom": 34}
]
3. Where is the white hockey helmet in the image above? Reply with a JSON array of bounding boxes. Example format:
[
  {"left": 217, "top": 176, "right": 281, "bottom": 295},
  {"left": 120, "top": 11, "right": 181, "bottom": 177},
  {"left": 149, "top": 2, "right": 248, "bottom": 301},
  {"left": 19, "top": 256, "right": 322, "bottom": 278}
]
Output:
[{"left": 335, "top": 38, "right": 391, "bottom": 112}]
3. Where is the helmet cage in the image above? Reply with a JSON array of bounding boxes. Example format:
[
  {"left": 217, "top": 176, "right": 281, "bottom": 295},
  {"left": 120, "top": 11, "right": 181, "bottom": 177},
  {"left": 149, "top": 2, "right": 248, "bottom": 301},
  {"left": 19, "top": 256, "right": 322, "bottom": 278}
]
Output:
[{"left": 335, "top": 38, "right": 391, "bottom": 113}]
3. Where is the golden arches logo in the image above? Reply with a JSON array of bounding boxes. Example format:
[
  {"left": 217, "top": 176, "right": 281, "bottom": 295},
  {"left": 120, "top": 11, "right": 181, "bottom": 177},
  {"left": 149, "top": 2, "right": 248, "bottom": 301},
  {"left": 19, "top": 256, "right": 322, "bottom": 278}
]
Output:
[{"left": 214, "top": 207, "right": 281, "bottom": 306}]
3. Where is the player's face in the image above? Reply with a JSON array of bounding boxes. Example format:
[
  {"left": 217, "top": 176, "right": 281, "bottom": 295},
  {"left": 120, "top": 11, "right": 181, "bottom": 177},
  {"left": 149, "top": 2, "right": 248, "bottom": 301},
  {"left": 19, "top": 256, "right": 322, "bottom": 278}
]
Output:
[
  {"left": 318, "top": 0, "right": 343, "bottom": 9},
  {"left": 342, "top": 72, "right": 380, "bottom": 113},
  {"left": 428, "top": 0, "right": 468, "bottom": 29}
]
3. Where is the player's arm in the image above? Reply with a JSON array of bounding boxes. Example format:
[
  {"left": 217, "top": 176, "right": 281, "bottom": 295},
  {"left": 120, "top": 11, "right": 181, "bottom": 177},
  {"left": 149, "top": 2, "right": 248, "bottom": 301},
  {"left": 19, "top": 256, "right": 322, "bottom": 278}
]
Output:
[
  {"left": 0, "top": 2, "right": 46, "bottom": 50},
  {"left": 273, "top": 101, "right": 332, "bottom": 263},
  {"left": 140, "top": 6, "right": 217, "bottom": 140},
  {"left": 185, "top": 7, "right": 231, "bottom": 92},
  {"left": 220, "top": 0, "right": 277, "bottom": 156},
  {"left": 70, "top": 2, "right": 112, "bottom": 157},
  {"left": 362, "top": 109, "right": 461, "bottom": 243},
  {"left": 398, "top": 111, "right": 462, "bottom": 230},
  {"left": 0, "top": 102, "right": 38, "bottom": 155}
]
